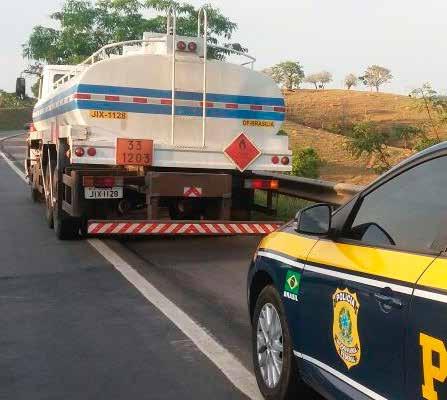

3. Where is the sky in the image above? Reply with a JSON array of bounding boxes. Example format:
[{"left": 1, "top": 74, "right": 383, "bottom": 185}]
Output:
[{"left": 1, "top": 0, "right": 447, "bottom": 95}]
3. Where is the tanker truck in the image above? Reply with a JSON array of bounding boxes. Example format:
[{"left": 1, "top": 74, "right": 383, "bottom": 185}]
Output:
[{"left": 24, "top": 8, "right": 291, "bottom": 239}]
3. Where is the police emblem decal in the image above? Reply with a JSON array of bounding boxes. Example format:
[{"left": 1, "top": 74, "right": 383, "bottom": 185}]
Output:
[{"left": 332, "top": 288, "right": 361, "bottom": 369}]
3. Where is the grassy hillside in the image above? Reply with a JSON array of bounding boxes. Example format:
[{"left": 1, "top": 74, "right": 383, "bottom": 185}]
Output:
[
  {"left": 282, "top": 89, "right": 430, "bottom": 184},
  {"left": 285, "top": 89, "right": 444, "bottom": 140},
  {"left": 283, "top": 120, "right": 411, "bottom": 185}
]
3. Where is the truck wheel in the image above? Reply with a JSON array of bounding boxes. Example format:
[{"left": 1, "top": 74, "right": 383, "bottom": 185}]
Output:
[
  {"left": 45, "top": 163, "right": 54, "bottom": 228},
  {"left": 252, "top": 285, "right": 308, "bottom": 400},
  {"left": 31, "top": 187, "right": 40, "bottom": 203},
  {"left": 53, "top": 169, "right": 79, "bottom": 240},
  {"left": 29, "top": 165, "right": 41, "bottom": 203},
  {"left": 54, "top": 207, "right": 80, "bottom": 240}
]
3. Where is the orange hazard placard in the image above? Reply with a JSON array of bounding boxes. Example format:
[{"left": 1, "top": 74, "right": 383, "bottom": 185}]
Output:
[
  {"left": 224, "top": 133, "right": 261, "bottom": 172},
  {"left": 116, "top": 138, "right": 153, "bottom": 166}
]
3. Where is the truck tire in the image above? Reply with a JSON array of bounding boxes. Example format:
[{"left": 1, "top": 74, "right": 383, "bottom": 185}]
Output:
[
  {"left": 45, "top": 162, "right": 55, "bottom": 228},
  {"left": 30, "top": 184, "right": 40, "bottom": 203},
  {"left": 54, "top": 208, "right": 80, "bottom": 240},
  {"left": 29, "top": 164, "right": 41, "bottom": 203},
  {"left": 53, "top": 168, "right": 79, "bottom": 240}
]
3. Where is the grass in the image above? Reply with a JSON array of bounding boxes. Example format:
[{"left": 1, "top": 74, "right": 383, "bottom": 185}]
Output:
[
  {"left": 281, "top": 89, "right": 420, "bottom": 185},
  {"left": 254, "top": 190, "right": 312, "bottom": 221},
  {"left": 284, "top": 89, "right": 440, "bottom": 137},
  {"left": 0, "top": 108, "right": 32, "bottom": 131}
]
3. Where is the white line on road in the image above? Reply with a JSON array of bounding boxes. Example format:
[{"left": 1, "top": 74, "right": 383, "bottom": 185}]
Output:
[
  {"left": 88, "top": 239, "right": 262, "bottom": 400},
  {"left": 0, "top": 134, "right": 263, "bottom": 400},
  {"left": 0, "top": 150, "right": 27, "bottom": 183}
]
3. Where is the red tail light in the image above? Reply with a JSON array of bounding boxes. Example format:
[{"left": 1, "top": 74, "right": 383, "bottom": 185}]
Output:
[
  {"left": 244, "top": 179, "right": 279, "bottom": 190},
  {"left": 87, "top": 147, "right": 96, "bottom": 156},
  {"left": 188, "top": 42, "right": 197, "bottom": 52},
  {"left": 281, "top": 156, "right": 290, "bottom": 165},
  {"left": 271, "top": 156, "right": 279, "bottom": 164},
  {"left": 74, "top": 147, "right": 85, "bottom": 157},
  {"left": 177, "top": 41, "right": 186, "bottom": 51}
]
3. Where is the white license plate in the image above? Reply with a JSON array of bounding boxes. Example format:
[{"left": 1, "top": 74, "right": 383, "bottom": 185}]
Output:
[{"left": 84, "top": 187, "right": 123, "bottom": 199}]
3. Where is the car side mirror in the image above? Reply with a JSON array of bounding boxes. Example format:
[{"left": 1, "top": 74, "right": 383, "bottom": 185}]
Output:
[
  {"left": 295, "top": 203, "right": 332, "bottom": 235},
  {"left": 16, "top": 77, "right": 26, "bottom": 99}
]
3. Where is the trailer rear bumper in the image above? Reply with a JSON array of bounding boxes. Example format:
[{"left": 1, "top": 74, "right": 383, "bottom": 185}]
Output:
[{"left": 87, "top": 220, "right": 283, "bottom": 236}]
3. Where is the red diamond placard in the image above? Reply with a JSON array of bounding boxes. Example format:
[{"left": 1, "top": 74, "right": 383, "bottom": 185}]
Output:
[{"left": 224, "top": 133, "right": 261, "bottom": 172}]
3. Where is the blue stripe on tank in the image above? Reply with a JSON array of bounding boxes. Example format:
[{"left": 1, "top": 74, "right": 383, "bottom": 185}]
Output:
[
  {"left": 34, "top": 83, "right": 285, "bottom": 114},
  {"left": 33, "top": 99, "right": 285, "bottom": 122},
  {"left": 76, "top": 84, "right": 285, "bottom": 106}
]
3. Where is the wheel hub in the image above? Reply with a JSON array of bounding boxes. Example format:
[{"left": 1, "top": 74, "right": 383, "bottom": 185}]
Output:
[{"left": 256, "top": 302, "right": 283, "bottom": 388}]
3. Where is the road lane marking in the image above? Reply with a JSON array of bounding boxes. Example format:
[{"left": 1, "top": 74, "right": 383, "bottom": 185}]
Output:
[
  {"left": 0, "top": 133, "right": 263, "bottom": 400},
  {"left": 88, "top": 239, "right": 262, "bottom": 400},
  {"left": 0, "top": 150, "right": 27, "bottom": 183},
  {"left": 0, "top": 133, "right": 27, "bottom": 183}
]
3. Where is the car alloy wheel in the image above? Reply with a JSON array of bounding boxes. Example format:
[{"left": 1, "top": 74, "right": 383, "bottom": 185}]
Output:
[{"left": 257, "top": 302, "right": 284, "bottom": 388}]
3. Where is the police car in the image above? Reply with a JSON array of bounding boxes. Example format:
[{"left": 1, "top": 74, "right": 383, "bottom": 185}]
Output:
[{"left": 248, "top": 142, "right": 447, "bottom": 400}]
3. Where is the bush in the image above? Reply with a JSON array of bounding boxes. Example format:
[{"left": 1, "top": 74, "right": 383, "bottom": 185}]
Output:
[
  {"left": 390, "top": 124, "right": 422, "bottom": 149},
  {"left": 414, "top": 137, "right": 442, "bottom": 152},
  {"left": 291, "top": 147, "right": 322, "bottom": 178},
  {"left": 0, "top": 91, "right": 35, "bottom": 108},
  {"left": 276, "top": 129, "right": 288, "bottom": 136},
  {"left": 0, "top": 108, "right": 33, "bottom": 131},
  {"left": 345, "top": 121, "right": 390, "bottom": 172}
]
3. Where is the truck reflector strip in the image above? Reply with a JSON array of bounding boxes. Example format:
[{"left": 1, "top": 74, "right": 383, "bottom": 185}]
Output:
[
  {"left": 34, "top": 88, "right": 286, "bottom": 122},
  {"left": 105, "top": 95, "right": 120, "bottom": 101},
  {"left": 133, "top": 97, "right": 148, "bottom": 103},
  {"left": 73, "top": 93, "right": 91, "bottom": 100},
  {"left": 87, "top": 221, "right": 281, "bottom": 235},
  {"left": 183, "top": 187, "right": 203, "bottom": 197},
  {"left": 250, "top": 105, "right": 263, "bottom": 111},
  {"left": 225, "top": 103, "right": 239, "bottom": 109}
]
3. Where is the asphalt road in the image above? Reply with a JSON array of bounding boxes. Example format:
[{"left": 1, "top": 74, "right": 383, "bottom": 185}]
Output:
[{"left": 0, "top": 131, "right": 256, "bottom": 400}]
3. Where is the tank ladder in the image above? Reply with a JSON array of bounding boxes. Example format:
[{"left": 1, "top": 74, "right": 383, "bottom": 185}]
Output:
[
  {"left": 197, "top": 7, "right": 208, "bottom": 148},
  {"left": 167, "top": 7, "right": 209, "bottom": 148},
  {"left": 167, "top": 8, "right": 177, "bottom": 146}
]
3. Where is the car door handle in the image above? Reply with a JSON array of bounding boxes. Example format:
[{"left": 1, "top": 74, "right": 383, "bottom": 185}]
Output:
[{"left": 374, "top": 292, "right": 403, "bottom": 309}]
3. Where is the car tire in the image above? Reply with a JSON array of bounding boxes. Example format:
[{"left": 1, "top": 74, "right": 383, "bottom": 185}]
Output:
[{"left": 252, "top": 285, "right": 307, "bottom": 400}]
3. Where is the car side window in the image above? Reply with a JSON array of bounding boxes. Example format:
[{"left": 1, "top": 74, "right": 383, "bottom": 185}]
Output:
[{"left": 344, "top": 155, "right": 447, "bottom": 252}]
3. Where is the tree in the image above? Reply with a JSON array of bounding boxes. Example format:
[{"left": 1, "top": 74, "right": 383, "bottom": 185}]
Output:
[
  {"left": 318, "top": 71, "right": 332, "bottom": 89},
  {"left": 304, "top": 71, "right": 332, "bottom": 89},
  {"left": 344, "top": 73, "right": 358, "bottom": 90},
  {"left": 31, "top": 81, "right": 40, "bottom": 98},
  {"left": 410, "top": 83, "right": 447, "bottom": 140},
  {"left": 360, "top": 65, "right": 392, "bottom": 92},
  {"left": 269, "top": 61, "right": 305, "bottom": 90},
  {"left": 345, "top": 121, "right": 391, "bottom": 172},
  {"left": 304, "top": 73, "right": 319, "bottom": 90},
  {"left": 23, "top": 0, "right": 240, "bottom": 65},
  {"left": 390, "top": 124, "right": 422, "bottom": 149}
]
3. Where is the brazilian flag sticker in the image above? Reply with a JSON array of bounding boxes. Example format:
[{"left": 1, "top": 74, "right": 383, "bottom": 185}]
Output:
[{"left": 284, "top": 270, "right": 301, "bottom": 295}]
